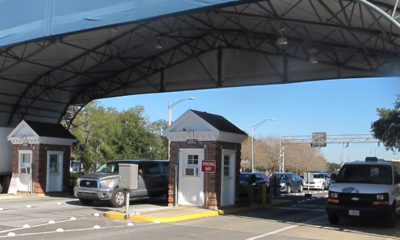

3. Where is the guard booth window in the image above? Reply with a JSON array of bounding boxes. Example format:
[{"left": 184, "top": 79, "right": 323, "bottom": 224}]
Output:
[
  {"left": 20, "top": 152, "right": 31, "bottom": 174},
  {"left": 185, "top": 155, "right": 199, "bottom": 176},
  {"left": 223, "top": 156, "right": 230, "bottom": 176}
]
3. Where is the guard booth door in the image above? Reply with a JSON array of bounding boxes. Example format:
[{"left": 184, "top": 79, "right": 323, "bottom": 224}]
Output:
[
  {"left": 18, "top": 150, "right": 32, "bottom": 192},
  {"left": 178, "top": 148, "right": 204, "bottom": 206},
  {"left": 46, "top": 151, "right": 64, "bottom": 192},
  {"left": 221, "top": 150, "right": 236, "bottom": 207}
]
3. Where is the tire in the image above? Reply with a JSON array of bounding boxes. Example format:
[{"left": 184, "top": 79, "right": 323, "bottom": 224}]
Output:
[
  {"left": 287, "top": 185, "right": 291, "bottom": 194},
  {"left": 79, "top": 199, "right": 94, "bottom": 206},
  {"left": 328, "top": 213, "right": 339, "bottom": 225},
  {"left": 111, "top": 189, "right": 126, "bottom": 208},
  {"left": 386, "top": 209, "right": 396, "bottom": 228}
]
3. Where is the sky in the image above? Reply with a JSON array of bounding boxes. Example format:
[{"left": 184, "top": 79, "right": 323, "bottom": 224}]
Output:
[{"left": 99, "top": 77, "right": 400, "bottom": 164}]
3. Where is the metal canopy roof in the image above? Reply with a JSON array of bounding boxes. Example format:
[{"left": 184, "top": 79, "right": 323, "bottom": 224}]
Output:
[{"left": 0, "top": 0, "right": 399, "bottom": 127}]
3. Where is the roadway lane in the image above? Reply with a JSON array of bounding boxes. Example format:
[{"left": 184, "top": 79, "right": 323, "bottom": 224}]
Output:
[{"left": 0, "top": 192, "right": 398, "bottom": 240}]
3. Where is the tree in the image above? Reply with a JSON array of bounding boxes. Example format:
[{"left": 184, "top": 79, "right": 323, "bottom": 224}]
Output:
[
  {"left": 69, "top": 101, "right": 168, "bottom": 171},
  {"left": 241, "top": 136, "right": 328, "bottom": 173},
  {"left": 371, "top": 96, "right": 400, "bottom": 151},
  {"left": 328, "top": 162, "right": 341, "bottom": 173}
]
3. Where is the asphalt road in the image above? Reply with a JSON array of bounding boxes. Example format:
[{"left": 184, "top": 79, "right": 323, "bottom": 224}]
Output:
[{"left": 0, "top": 191, "right": 399, "bottom": 240}]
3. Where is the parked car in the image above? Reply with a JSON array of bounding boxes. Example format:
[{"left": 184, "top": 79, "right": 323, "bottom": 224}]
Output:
[
  {"left": 303, "top": 172, "right": 329, "bottom": 190},
  {"left": 240, "top": 172, "right": 269, "bottom": 187},
  {"left": 272, "top": 172, "right": 303, "bottom": 193},
  {"left": 74, "top": 160, "right": 168, "bottom": 207}
]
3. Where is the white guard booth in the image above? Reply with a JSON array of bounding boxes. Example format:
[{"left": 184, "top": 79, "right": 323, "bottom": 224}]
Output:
[{"left": 164, "top": 110, "right": 247, "bottom": 210}]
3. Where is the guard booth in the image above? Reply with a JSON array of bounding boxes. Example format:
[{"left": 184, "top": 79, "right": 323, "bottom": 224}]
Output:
[
  {"left": 164, "top": 110, "right": 247, "bottom": 210},
  {"left": 7, "top": 120, "right": 76, "bottom": 194}
]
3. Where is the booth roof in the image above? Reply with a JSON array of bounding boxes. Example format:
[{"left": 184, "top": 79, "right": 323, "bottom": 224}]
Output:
[
  {"left": 191, "top": 110, "right": 247, "bottom": 136},
  {"left": 26, "top": 121, "right": 76, "bottom": 140}
]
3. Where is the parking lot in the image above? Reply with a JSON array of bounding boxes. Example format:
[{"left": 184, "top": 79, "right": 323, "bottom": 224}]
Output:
[{"left": 0, "top": 191, "right": 398, "bottom": 240}]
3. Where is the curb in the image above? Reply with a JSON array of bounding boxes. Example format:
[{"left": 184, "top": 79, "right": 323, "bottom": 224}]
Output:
[
  {"left": 133, "top": 211, "right": 220, "bottom": 223},
  {"left": 104, "top": 210, "right": 220, "bottom": 223},
  {"left": 104, "top": 199, "right": 295, "bottom": 223}
]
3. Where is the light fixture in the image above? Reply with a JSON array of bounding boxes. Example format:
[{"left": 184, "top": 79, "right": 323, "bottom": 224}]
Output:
[
  {"left": 275, "top": 28, "right": 288, "bottom": 48},
  {"left": 309, "top": 48, "right": 319, "bottom": 64},
  {"left": 154, "top": 37, "right": 163, "bottom": 50}
]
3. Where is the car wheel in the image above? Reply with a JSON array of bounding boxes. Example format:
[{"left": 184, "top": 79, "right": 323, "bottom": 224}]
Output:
[
  {"left": 287, "top": 185, "right": 291, "bottom": 194},
  {"left": 328, "top": 213, "right": 339, "bottom": 225},
  {"left": 386, "top": 209, "right": 396, "bottom": 228},
  {"left": 79, "top": 199, "right": 94, "bottom": 206},
  {"left": 111, "top": 189, "right": 126, "bottom": 208}
]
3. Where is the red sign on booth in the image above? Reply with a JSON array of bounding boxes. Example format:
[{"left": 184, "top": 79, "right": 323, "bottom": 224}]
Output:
[{"left": 202, "top": 160, "right": 216, "bottom": 173}]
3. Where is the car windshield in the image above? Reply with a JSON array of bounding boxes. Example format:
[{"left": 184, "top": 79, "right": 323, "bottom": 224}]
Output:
[
  {"left": 240, "top": 174, "right": 251, "bottom": 181},
  {"left": 275, "top": 174, "right": 289, "bottom": 180},
  {"left": 96, "top": 162, "right": 119, "bottom": 173},
  {"left": 335, "top": 164, "right": 392, "bottom": 184},
  {"left": 313, "top": 174, "right": 325, "bottom": 179}
]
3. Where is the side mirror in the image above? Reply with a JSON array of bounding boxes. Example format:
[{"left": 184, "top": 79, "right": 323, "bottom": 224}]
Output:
[
  {"left": 395, "top": 175, "right": 400, "bottom": 184},
  {"left": 330, "top": 173, "right": 336, "bottom": 181}
]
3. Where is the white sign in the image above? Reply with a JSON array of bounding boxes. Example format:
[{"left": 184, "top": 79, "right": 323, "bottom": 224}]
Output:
[{"left": 8, "top": 173, "right": 18, "bottom": 195}]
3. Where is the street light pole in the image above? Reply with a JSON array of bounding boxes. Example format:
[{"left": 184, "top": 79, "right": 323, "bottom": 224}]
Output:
[
  {"left": 167, "top": 97, "right": 195, "bottom": 207},
  {"left": 251, "top": 118, "right": 276, "bottom": 173},
  {"left": 168, "top": 97, "right": 195, "bottom": 127}
]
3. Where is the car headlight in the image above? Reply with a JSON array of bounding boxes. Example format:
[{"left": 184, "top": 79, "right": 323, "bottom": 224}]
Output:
[
  {"left": 329, "top": 191, "right": 338, "bottom": 199},
  {"left": 376, "top": 194, "right": 385, "bottom": 201},
  {"left": 101, "top": 179, "right": 113, "bottom": 187}
]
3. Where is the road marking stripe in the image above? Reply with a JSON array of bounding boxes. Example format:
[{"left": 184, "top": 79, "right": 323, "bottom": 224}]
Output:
[
  {"left": 0, "top": 219, "right": 75, "bottom": 234},
  {"left": 245, "top": 215, "right": 326, "bottom": 240},
  {"left": 0, "top": 225, "right": 127, "bottom": 238},
  {"left": 245, "top": 225, "right": 298, "bottom": 240}
]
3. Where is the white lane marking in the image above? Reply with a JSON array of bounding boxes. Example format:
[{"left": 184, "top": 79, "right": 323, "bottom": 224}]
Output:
[
  {"left": 0, "top": 225, "right": 127, "bottom": 238},
  {"left": 245, "top": 215, "right": 326, "bottom": 240},
  {"left": 0, "top": 219, "right": 75, "bottom": 234},
  {"left": 245, "top": 225, "right": 298, "bottom": 240}
]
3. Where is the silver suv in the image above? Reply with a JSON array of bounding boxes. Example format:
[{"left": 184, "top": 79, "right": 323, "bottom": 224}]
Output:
[{"left": 74, "top": 160, "right": 168, "bottom": 207}]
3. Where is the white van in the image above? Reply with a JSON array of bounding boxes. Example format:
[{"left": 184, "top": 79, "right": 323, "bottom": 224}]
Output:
[{"left": 326, "top": 157, "right": 400, "bottom": 227}]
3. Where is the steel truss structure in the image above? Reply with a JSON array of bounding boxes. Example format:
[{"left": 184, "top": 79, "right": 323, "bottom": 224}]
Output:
[
  {"left": 278, "top": 133, "right": 381, "bottom": 172},
  {"left": 0, "top": 0, "right": 399, "bottom": 127}
]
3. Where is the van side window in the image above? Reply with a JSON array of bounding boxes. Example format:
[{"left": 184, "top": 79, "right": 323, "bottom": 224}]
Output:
[
  {"left": 393, "top": 163, "right": 400, "bottom": 183},
  {"left": 141, "top": 162, "right": 161, "bottom": 175}
]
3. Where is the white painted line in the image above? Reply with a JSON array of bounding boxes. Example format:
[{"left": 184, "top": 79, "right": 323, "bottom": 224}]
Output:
[
  {"left": 93, "top": 225, "right": 101, "bottom": 229},
  {"left": 246, "top": 225, "right": 298, "bottom": 240},
  {"left": 245, "top": 215, "right": 326, "bottom": 240},
  {"left": 70, "top": 217, "right": 77, "bottom": 221},
  {"left": 55, "top": 228, "right": 64, "bottom": 233},
  {"left": 22, "top": 224, "right": 30, "bottom": 228},
  {"left": 0, "top": 219, "right": 75, "bottom": 234},
  {"left": 6, "top": 232, "right": 15, "bottom": 237},
  {"left": 48, "top": 220, "right": 55, "bottom": 224},
  {"left": 0, "top": 225, "right": 127, "bottom": 238}
]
